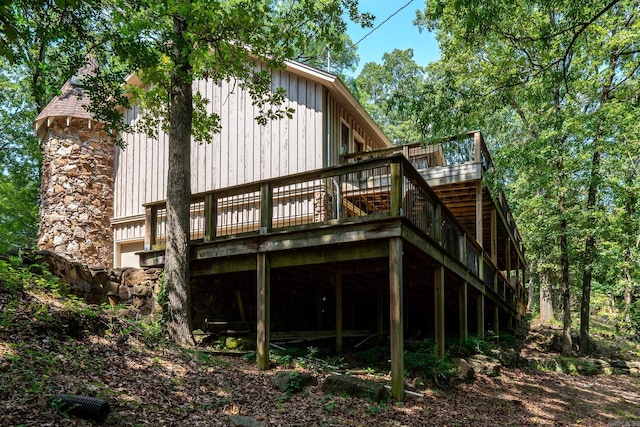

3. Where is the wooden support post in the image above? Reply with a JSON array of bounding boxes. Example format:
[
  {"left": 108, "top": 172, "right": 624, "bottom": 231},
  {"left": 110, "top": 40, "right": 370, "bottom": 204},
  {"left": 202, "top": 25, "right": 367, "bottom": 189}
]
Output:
[
  {"left": 475, "top": 182, "right": 483, "bottom": 248},
  {"left": 335, "top": 272, "right": 343, "bottom": 354},
  {"left": 490, "top": 208, "right": 497, "bottom": 264},
  {"left": 316, "top": 292, "right": 322, "bottom": 329},
  {"left": 505, "top": 238, "right": 511, "bottom": 299},
  {"left": 377, "top": 285, "right": 384, "bottom": 343},
  {"left": 434, "top": 265, "right": 445, "bottom": 359},
  {"left": 236, "top": 290, "right": 246, "bottom": 322},
  {"left": 144, "top": 206, "right": 156, "bottom": 251},
  {"left": 259, "top": 183, "right": 273, "bottom": 234},
  {"left": 494, "top": 306, "right": 500, "bottom": 337},
  {"left": 256, "top": 253, "right": 270, "bottom": 370},
  {"left": 389, "top": 237, "right": 404, "bottom": 401},
  {"left": 204, "top": 193, "right": 217, "bottom": 242},
  {"left": 390, "top": 160, "right": 402, "bottom": 217},
  {"left": 459, "top": 282, "right": 468, "bottom": 342},
  {"left": 476, "top": 294, "right": 485, "bottom": 339}
]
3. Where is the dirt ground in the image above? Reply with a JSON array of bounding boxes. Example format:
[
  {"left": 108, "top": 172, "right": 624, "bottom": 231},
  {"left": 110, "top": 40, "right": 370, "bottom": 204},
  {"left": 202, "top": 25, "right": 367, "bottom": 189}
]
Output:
[{"left": 1, "top": 285, "right": 639, "bottom": 426}]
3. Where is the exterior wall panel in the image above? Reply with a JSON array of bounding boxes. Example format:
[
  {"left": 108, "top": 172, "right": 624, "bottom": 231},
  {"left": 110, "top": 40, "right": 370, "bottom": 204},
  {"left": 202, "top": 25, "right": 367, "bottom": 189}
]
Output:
[{"left": 113, "top": 68, "right": 326, "bottom": 243}]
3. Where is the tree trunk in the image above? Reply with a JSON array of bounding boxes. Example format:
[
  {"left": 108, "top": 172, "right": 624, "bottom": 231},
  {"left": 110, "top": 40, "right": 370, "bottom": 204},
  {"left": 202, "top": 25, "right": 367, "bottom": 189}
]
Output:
[
  {"left": 580, "top": 150, "right": 600, "bottom": 355},
  {"left": 539, "top": 267, "right": 555, "bottom": 323},
  {"left": 164, "top": 12, "right": 195, "bottom": 346},
  {"left": 624, "top": 262, "right": 633, "bottom": 325},
  {"left": 557, "top": 138, "right": 572, "bottom": 356},
  {"left": 527, "top": 264, "right": 535, "bottom": 313}
]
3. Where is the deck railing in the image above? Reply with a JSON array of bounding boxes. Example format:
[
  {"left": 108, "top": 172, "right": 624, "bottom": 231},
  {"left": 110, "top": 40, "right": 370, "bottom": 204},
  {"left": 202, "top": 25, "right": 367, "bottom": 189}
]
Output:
[
  {"left": 342, "top": 130, "right": 494, "bottom": 172},
  {"left": 143, "top": 154, "right": 525, "bottom": 312},
  {"left": 342, "top": 131, "right": 525, "bottom": 252}
]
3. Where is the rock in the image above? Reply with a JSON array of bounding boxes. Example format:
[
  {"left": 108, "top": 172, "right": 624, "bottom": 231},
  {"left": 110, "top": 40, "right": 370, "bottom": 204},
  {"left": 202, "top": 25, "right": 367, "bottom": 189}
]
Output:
[
  {"left": 590, "top": 359, "right": 612, "bottom": 375},
  {"left": 225, "top": 337, "right": 255, "bottom": 351},
  {"left": 468, "top": 354, "right": 501, "bottom": 377},
  {"left": 322, "top": 375, "right": 389, "bottom": 402},
  {"left": 271, "top": 371, "right": 315, "bottom": 393},
  {"left": 132, "top": 284, "right": 151, "bottom": 297},
  {"left": 227, "top": 415, "right": 265, "bottom": 427},
  {"left": 411, "top": 376, "right": 426, "bottom": 389},
  {"left": 454, "top": 358, "right": 475, "bottom": 382}
]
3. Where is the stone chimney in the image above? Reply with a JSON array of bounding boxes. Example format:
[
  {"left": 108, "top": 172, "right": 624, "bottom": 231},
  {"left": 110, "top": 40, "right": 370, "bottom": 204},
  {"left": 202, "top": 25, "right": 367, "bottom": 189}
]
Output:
[{"left": 34, "top": 60, "right": 115, "bottom": 267}]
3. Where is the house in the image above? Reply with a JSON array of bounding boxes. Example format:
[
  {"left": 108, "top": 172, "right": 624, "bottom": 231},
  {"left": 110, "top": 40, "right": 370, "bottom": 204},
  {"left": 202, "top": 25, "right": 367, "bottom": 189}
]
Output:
[{"left": 35, "top": 59, "right": 527, "bottom": 400}]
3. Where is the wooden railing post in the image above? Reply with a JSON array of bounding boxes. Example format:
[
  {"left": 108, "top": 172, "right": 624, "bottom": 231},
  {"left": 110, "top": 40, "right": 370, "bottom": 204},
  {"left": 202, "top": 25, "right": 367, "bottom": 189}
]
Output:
[
  {"left": 390, "top": 160, "right": 402, "bottom": 217},
  {"left": 474, "top": 131, "right": 482, "bottom": 163},
  {"left": 204, "top": 194, "right": 217, "bottom": 242},
  {"left": 260, "top": 183, "right": 273, "bottom": 234},
  {"left": 434, "top": 203, "right": 442, "bottom": 244},
  {"left": 144, "top": 206, "right": 156, "bottom": 251}
]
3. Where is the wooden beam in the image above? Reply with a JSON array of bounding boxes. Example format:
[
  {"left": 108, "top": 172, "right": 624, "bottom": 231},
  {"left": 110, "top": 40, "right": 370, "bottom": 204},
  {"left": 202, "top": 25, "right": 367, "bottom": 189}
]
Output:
[
  {"left": 256, "top": 253, "right": 271, "bottom": 370},
  {"left": 191, "top": 255, "right": 257, "bottom": 276},
  {"left": 459, "top": 282, "right": 468, "bottom": 342},
  {"left": 335, "top": 272, "right": 343, "bottom": 354},
  {"left": 193, "top": 219, "right": 401, "bottom": 261},
  {"left": 477, "top": 293, "right": 485, "bottom": 339},
  {"left": 493, "top": 305, "right": 500, "bottom": 337},
  {"left": 389, "top": 237, "right": 404, "bottom": 401},
  {"left": 434, "top": 265, "right": 445, "bottom": 359}
]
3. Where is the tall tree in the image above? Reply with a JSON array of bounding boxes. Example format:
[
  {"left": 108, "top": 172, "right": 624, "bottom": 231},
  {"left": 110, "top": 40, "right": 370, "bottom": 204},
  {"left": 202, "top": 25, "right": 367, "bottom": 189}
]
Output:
[
  {"left": 102, "top": 0, "right": 372, "bottom": 344},
  {"left": 416, "top": 0, "right": 640, "bottom": 353},
  {"left": 354, "top": 49, "right": 425, "bottom": 144}
]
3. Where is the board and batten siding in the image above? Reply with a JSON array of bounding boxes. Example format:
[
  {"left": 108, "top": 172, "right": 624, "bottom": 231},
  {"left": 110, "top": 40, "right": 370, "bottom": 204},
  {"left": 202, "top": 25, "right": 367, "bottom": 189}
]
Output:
[
  {"left": 113, "top": 66, "right": 325, "bottom": 247},
  {"left": 326, "top": 91, "right": 387, "bottom": 163}
]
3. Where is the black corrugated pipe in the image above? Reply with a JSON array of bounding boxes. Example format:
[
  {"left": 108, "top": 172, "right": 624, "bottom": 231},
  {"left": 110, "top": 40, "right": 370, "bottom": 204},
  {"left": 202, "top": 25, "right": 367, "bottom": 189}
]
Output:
[{"left": 51, "top": 394, "right": 110, "bottom": 422}]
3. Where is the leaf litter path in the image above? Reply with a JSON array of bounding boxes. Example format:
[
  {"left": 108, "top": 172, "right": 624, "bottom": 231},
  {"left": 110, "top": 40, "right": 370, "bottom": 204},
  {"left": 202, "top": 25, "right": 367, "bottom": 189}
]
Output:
[
  {"left": 2, "top": 333, "right": 639, "bottom": 426},
  {"left": 0, "top": 286, "right": 638, "bottom": 426}
]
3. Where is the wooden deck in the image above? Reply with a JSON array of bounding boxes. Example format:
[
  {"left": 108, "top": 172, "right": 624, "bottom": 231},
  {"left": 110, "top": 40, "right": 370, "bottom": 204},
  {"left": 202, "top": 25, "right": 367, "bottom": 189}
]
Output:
[{"left": 138, "top": 132, "right": 527, "bottom": 401}]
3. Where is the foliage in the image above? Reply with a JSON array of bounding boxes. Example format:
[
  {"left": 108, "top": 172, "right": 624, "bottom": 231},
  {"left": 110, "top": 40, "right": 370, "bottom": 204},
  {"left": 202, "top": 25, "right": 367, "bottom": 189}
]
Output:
[
  {"left": 354, "top": 49, "right": 425, "bottom": 144},
  {"left": 0, "top": 257, "right": 67, "bottom": 296},
  {"left": 0, "top": 61, "right": 40, "bottom": 254},
  {"left": 629, "top": 299, "right": 640, "bottom": 338},
  {"left": 447, "top": 336, "right": 493, "bottom": 358},
  {"left": 410, "top": 0, "right": 640, "bottom": 340},
  {"left": 404, "top": 339, "right": 456, "bottom": 379}
]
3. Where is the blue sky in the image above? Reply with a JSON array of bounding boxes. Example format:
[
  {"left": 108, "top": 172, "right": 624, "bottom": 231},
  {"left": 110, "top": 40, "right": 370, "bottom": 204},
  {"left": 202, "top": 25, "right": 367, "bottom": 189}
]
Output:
[{"left": 345, "top": 0, "right": 440, "bottom": 76}]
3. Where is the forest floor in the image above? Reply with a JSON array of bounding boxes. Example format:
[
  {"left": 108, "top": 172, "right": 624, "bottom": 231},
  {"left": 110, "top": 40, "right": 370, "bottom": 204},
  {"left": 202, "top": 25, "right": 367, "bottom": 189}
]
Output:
[{"left": 1, "top": 273, "right": 640, "bottom": 426}]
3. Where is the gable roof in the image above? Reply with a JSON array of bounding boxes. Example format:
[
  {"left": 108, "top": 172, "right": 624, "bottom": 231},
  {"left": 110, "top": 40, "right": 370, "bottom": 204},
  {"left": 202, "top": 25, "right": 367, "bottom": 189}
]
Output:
[
  {"left": 124, "top": 59, "right": 393, "bottom": 148},
  {"left": 283, "top": 61, "right": 392, "bottom": 147}
]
